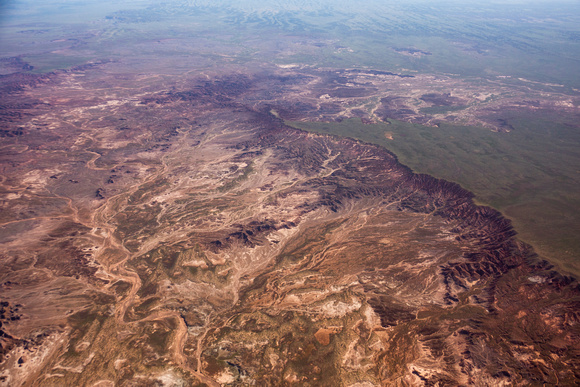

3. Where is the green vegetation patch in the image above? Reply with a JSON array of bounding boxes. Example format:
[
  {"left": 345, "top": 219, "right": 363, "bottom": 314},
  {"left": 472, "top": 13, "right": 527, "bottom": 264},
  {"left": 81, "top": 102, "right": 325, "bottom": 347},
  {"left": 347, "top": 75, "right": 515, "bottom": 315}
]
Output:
[{"left": 289, "top": 114, "right": 580, "bottom": 275}]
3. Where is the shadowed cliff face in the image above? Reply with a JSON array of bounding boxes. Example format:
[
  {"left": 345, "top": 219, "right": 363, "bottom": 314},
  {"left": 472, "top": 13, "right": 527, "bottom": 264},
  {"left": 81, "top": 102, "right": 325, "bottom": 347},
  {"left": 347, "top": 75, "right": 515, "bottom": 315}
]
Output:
[{"left": 0, "top": 67, "right": 579, "bottom": 386}]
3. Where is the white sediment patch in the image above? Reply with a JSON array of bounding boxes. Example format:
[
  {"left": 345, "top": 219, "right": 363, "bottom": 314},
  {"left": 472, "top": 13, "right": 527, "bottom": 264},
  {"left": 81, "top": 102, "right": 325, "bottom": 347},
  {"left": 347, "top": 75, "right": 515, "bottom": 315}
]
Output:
[
  {"left": 216, "top": 370, "right": 236, "bottom": 384},
  {"left": 320, "top": 297, "right": 362, "bottom": 318},
  {"left": 157, "top": 370, "right": 186, "bottom": 387}
]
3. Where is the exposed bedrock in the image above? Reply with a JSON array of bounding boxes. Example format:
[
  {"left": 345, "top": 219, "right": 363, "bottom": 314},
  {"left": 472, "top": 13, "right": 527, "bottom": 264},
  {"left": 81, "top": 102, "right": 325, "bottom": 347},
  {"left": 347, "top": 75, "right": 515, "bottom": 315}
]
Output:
[{"left": 0, "top": 70, "right": 578, "bottom": 386}]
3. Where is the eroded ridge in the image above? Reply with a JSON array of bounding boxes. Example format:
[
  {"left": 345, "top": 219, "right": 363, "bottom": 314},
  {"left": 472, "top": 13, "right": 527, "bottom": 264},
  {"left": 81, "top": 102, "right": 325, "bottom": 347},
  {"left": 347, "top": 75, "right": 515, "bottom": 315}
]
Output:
[{"left": 0, "top": 68, "right": 579, "bottom": 386}]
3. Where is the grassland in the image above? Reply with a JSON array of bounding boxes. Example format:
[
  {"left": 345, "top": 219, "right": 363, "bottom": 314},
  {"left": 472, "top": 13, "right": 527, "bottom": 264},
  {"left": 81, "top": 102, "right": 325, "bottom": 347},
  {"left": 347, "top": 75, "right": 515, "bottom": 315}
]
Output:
[
  {"left": 289, "top": 114, "right": 580, "bottom": 276},
  {"left": 2, "top": 1, "right": 580, "bottom": 89}
]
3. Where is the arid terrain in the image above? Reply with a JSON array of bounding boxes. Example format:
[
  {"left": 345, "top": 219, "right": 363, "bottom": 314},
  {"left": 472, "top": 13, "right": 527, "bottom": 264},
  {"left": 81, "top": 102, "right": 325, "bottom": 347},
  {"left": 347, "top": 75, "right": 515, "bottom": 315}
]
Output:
[
  {"left": 0, "top": 60, "right": 579, "bottom": 386},
  {"left": 1, "top": 0, "right": 580, "bottom": 386}
]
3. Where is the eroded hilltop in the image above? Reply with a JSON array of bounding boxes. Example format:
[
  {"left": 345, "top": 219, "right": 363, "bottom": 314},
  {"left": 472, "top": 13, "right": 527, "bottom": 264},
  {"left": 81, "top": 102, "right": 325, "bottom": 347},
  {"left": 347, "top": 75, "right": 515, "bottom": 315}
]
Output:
[{"left": 0, "top": 66, "right": 579, "bottom": 386}]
